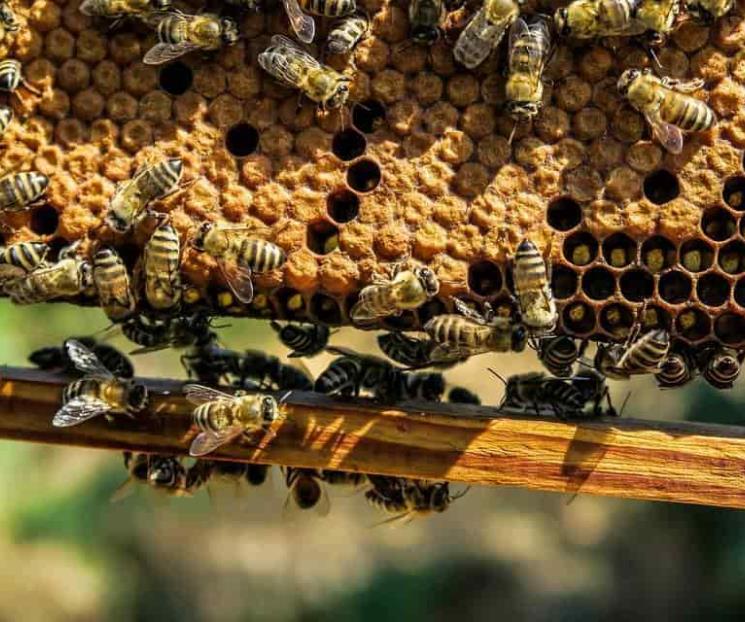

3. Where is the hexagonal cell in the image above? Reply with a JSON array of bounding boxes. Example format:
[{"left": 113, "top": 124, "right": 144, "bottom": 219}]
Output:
[
  {"left": 717, "top": 240, "right": 745, "bottom": 275},
  {"left": 619, "top": 268, "right": 653, "bottom": 302},
  {"left": 30, "top": 204, "right": 59, "bottom": 235},
  {"left": 696, "top": 272, "right": 730, "bottom": 307},
  {"left": 310, "top": 293, "right": 342, "bottom": 325},
  {"left": 676, "top": 307, "right": 711, "bottom": 342},
  {"left": 468, "top": 260, "right": 503, "bottom": 297},
  {"left": 352, "top": 99, "right": 386, "bottom": 134},
  {"left": 562, "top": 231, "right": 599, "bottom": 267},
  {"left": 599, "top": 303, "right": 634, "bottom": 338},
  {"left": 641, "top": 305, "right": 671, "bottom": 331},
  {"left": 417, "top": 298, "right": 448, "bottom": 325},
  {"left": 714, "top": 313, "right": 745, "bottom": 346},
  {"left": 306, "top": 220, "right": 340, "bottom": 255},
  {"left": 225, "top": 122, "right": 259, "bottom": 158},
  {"left": 332, "top": 128, "right": 367, "bottom": 161},
  {"left": 347, "top": 159, "right": 381, "bottom": 193},
  {"left": 327, "top": 188, "right": 360, "bottom": 223},
  {"left": 679, "top": 239, "right": 714, "bottom": 273},
  {"left": 159, "top": 61, "right": 193, "bottom": 96},
  {"left": 382, "top": 311, "right": 418, "bottom": 331},
  {"left": 658, "top": 270, "right": 692, "bottom": 305},
  {"left": 546, "top": 197, "right": 582, "bottom": 232},
  {"left": 641, "top": 236, "right": 675, "bottom": 273},
  {"left": 642, "top": 169, "right": 679, "bottom": 205},
  {"left": 275, "top": 287, "right": 306, "bottom": 320},
  {"left": 602, "top": 232, "right": 636, "bottom": 268},
  {"left": 735, "top": 277, "right": 745, "bottom": 308},
  {"left": 582, "top": 266, "right": 615, "bottom": 300},
  {"left": 701, "top": 206, "right": 736, "bottom": 242},
  {"left": 723, "top": 176, "right": 745, "bottom": 211},
  {"left": 551, "top": 265, "right": 579, "bottom": 299},
  {"left": 562, "top": 301, "right": 596, "bottom": 334}
]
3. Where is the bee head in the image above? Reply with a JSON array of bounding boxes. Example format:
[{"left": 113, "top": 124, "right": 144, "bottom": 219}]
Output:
[
  {"left": 415, "top": 267, "right": 440, "bottom": 297},
  {"left": 511, "top": 324, "right": 527, "bottom": 352},
  {"left": 149, "top": 457, "right": 181, "bottom": 486},
  {"left": 221, "top": 18, "right": 240, "bottom": 45},
  {"left": 420, "top": 373, "right": 446, "bottom": 401},
  {"left": 430, "top": 484, "right": 450, "bottom": 512},
  {"left": 553, "top": 8, "right": 570, "bottom": 37},
  {"left": 506, "top": 100, "right": 541, "bottom": 120},
  {"left": 617, "top": 69, "right": 641, "bottom": 96},
  {"left": 192, "top": 222, "right": 213, "bottom": 250},
  {"left": 411, "top": 26, "right": 440, "bottom": 45},
  {"left": 326, "top": 78, "right": 351, "bottom": 110},
  {"left": 150, "top": 0, "right": 171, "bottom": 10},
  {"left": 261, "top": 395, "right": 278, "bottom": 423},
  {"left": 126, "top": 383, "right": 149, "bottom": 412}
]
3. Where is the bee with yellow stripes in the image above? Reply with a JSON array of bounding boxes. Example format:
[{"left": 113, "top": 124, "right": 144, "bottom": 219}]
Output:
[
  {"left": 0, "top": 241, "right": 48, "bottom": 284},
  {"left": 93, "top": 247, "right": 137, "bottom": 322},
  {"left": 684, "top": 0, "right": 734, "bottom": 23},
  {"left": 0, "top": 171, "right": 49, "bottom": 211},
  {"left": 79, "top": 0, "right": 171, "bottom": 21},
  {"left": 0, "top": 105, "right": 12, "bottom": 137},
  {"left": 453, "top": 0, "right": 520, "bottom": 69},
  {"left": 0, "top": 2, "right": 19, "bottom": 33},
  {"left": 326, "top": 11, "right": 369, "bottom": 55},
  {"left": 505, "top": 16, "right": 552, "bottom": 124},
  {"left": 0, "top": 59, "right": 41, "bottom": 102},
  {"left": 512, "top": 239, "right": 557, "bottom": 338},
  {"left": 143, "top": 220, "right": 181, "bottom": 311}
]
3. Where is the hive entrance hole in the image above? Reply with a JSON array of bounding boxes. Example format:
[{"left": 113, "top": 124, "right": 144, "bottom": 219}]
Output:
[
  {"left": 332, "top": 129, "right": 366, "bottom": 161},
  {"left": 718, "top": 240, "right": 745, "bottom": 274},
  {"left": 310, "top": 293, "right": 342, "bottom": 324},
  {"left": 679, "top": 239, "right": 714, "bottom": 272},
  {"left": 658, "top": 270, "right": 692, "bottom": 304},
  {"left": 563, "top": 231, "right": 599, "bottom": 266},
  {"left": 562, "top": 302, "right": 596, "bottom": 334},
  {"left": 30, "top": 204, "right": 59, "bottom": 235},
  {"left": 306, "top": 220, "right": 339, "bottom": 255},
  {"left": 676, "top": 308, "right": 710, "bottom": 342},
  {"left": 582, "top": 267, "right": 615, "bottom": 300},
  {"left": 347, "top": 159, "right": 381, "bottom": 193},
  {"left": 546, "top": 197, "right": 582, "bottom": 232},
  {"left": 697, "top": 273, "right": 730, "bottom": 307},
  {"left": 619, "top": 269, "right": 653, "bottom": 302},
  {"left": 602, "top": 233, "right": 636, "bottom": 268},
  {"left": 159, "top": 61, "right": 193, "bottom": 95},
  {"left": 701, "top": 207, "right": 736, "bottom": 242},
  {"left": 327, "top": 189, "right": 360, "bottom": 223},
  {"left": 641, "top": 236, "right": 675, "bottom": 272},
  {"left": 551, "top": 266, "right": 578, "bottom": 299},
  {"left": 643, "top": 170, "right": 679, "bottom": 205},
  {"left": 468, "top": 261, "right": 503, "bottom": 297},
  {"left": 715, "top": 313, "right": 745, "bottom": 346},
  {"left": 225, "top": 123, "right": 259, "bottom": 158},
  {"left": 600, "top": 303, "right": 634, "bottom": 338},
  {"left": 352, "top": 100, "right": 386, "bottom": 133},
  {"left": 723, "top": 176, "right": 745, "bottom": 210}
]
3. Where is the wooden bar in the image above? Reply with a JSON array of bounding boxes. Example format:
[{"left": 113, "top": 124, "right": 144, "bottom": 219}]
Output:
[{"left": 1, "top": 366, "right": 744, "bottom": 509}]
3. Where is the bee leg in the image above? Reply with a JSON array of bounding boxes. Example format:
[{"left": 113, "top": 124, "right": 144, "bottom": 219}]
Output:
[{"left": 660, "top": 77, "right": 705, "bottom": 93}]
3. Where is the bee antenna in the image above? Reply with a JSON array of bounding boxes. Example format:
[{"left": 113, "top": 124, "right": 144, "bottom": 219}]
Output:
[
  {"left": 507, "top": 121, "right": 518, "bottom": 145},
  {"left": 487, "top": 368, "right": 507, "bottom": 385},
  {"left": 648, "top": 47, "right": 664, "bottom": 71},
  {"left": 618, "top": 391, "right": 631, "bottom": 417},
  {"left": 279, "top": 390, "right": 292, "bottom": 404}
]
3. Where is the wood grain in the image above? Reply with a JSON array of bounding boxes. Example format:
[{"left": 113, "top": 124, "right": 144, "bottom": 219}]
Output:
[{"left": 1, "top": 366, "right": 745, "bottom": 509}]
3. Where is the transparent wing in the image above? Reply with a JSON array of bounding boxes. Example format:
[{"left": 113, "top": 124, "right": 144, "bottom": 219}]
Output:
[
  {"left": 260, "top": 37, "right": 321, "bottom": 84},
  {"left": 429, "top": 344, "right": 480, "bottom": 363},
  {"left": 184, "top": 383, "right": 236, "bottom": 405},
  {"left": 645, "top": 110, "right": 683, "bottom": 154},
  {"left": 143, "top": 41, "right": 201, "bottom": 65},
  {"left": 507, "top": 17, "right": 529, "bottom": 69},
  {"left": 281, "top": 0, "right": 315, "bottom": 43},
  {"left": 217, "top": 259, "right": 254, "bottom": 304},
  {"left": 452, "top": 299, "right": 486, "bottom": 324},
  {"left": 53, "top": 396, "right": 111, "bottom": 427},
  {"left": 65, "top": 339, "right": 114, "bottom": 379},
  {"left": 661, "top": 77, "right": 705, "bottom": 93},
  {"left": 189, "top": 426, "right": 244, "bottom": 457}
]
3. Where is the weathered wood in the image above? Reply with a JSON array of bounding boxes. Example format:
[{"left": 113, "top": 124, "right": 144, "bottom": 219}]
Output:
[{"left": 1, "top": 366, "right": 744, "bottom": 509}]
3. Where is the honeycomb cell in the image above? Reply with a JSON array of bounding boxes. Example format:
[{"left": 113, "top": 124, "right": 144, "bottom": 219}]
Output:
[
  {"left": 307, "top": 220, "right": 340, "bottom": 255},
  {"left": 641, "top": 236, "right": 676, "bottom": 272},
  {"left": 331, "top": 129, "right": 366, "bottom": 162},
  {"left": 697, "top": 272, "right": 730, "bottom": 307},
  {"left": 327, "top": 189, "right": 360, "bottom": 224},
  {"left": 30, "top": 204, "right": 59, "bottom": 235},
  {"left": 640, "top": 305, "right": 670, "bottom": 330},
  {"left": 658, "top": 270, "right": 693, "bottom": 304},
  {"left": 551, "top": 266, "right": 579, "bottom": 300},
  {"left": 57, "top": 59, "right": 90, "bottom": 93},
  {"left": 701, "top": 206, "right": 736, "bottom": 241},
  {"left": 718, "top": 239, "right": 745, "bottom": 274},
  {"left": 468, "top": 260, "right": 503, "bottom": 297},
  {"left": 159, "top": 62, "right": 193, "bottom": 96},
  {"left": 562, "top": 301, "right": 596, "bottom": 334},
  {"left": 275, "top": 288, "right": 306, "bottom": 320},
  {"left": 643, "top": 170, "right": 679, "bottom": 205},
  {"left": 602, "top": 233, "right": 636, "bottom": 268},
  {"left": 563, "top": 231, "right": 599, "bottom": 266},
  {"left": 619, "top": 269, "right": 653, "bottom": 302},
  {"left": 347, "top": 159, "right": 381, "bottom": 193},
  {"left": 555, "top": 76, "right": 592, "bottom": 112},
  {"left": 225, "top": 123, "right": 259, "bottom": 158},
  {"left": 572, "top": 107, "right": 607, "bottom": 141},
  {"left": 723, "top": 176, "right": 745, "bottom": 210},
  {"left": 679, "top": 239, "right": 714, "bottom": 272},
  {"left": 582, "top": 266, "right": 615, "bottom": 300},
  {"left": 599, "top": 303, "right": 634, "bottom": 338},
  {"left": 734, "top": 277, "right": 745, "bottom": 308},
  {"left": 625, "top": 142, "right": 663, "bottom": 173},
  {"left": 676, "top": 307, "right": 711, "bottom": 342},
  {"left": 352, "top": 100, "right": 385, "bottom": 133},
  {"left": 714, "top": 313, "right": 745, "bottom": 346},
  {"left": 310, "top": 293, "right": 342, "bottom": 325},
  {"left": 546, "top": 196, "right": 582, "bottom": 232}
]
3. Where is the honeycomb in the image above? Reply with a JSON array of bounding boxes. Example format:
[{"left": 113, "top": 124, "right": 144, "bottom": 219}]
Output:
[{"left": 1, "top": 0, "right": 745, "bottom": 350}]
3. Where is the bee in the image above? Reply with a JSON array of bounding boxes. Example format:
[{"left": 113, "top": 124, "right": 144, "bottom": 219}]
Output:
[
  {"left": 350, "top": 267, "right": 440, "bottom": 324},
  {"left": 571, "top": 367, "right": 616, "bottom": 417},
  {"left": 258, "top": 35, "right": 352, "bottom": 110},
  {"left": 185, "top": 384, "right": 281, "bottom": 457},
  {"left": 0, "top": 2, "right": 19, "bottom": 33},
  {"left": 181, "top": 340, "right": 241, "bottom": 385},
  {"left": 319, "top": 469, "right": 366, "bottom": 487},
  {"left": 105, "top": 158, "right": 183, "bottom": 233},
  {"left": 0, "top": 105, "right": 12, "bottom": 136},
  {"left": 0, "top": 171, "right": 49, "bottom": 212},
  {"left": 536, "top": 335, "right": 582, "bottom": 378},
  {"left": 554, "top": 0, "right": 633, "bottom": 38},
  {"left": 377, "top": 331, "right": 456, "bottom": 369},
  {"left": 381, "top": 370, "right": 446, "bottom": 403},
  {"left": 497, "top": 370, "right": 586, "bottom": 418},
  {"left": 448, "top": 386, "right": 481, "bottom": 405},
  {"left": 232, "top": 350, "right": 314, "bottom": 391},
  {"left": 505, "top": 16, "right": 551, "bottom": 123},
  {"left": 300, "top": 0, "right": 356, "bottom": 16},
  {"left": 270, "top": 321, "right": 330, "bottom": 358},
  {"left": 192, "top": 222, "right": 286, "bottom": 305},
  {"left": 617, "top": 69, "right": 716, "bottom": 155},
  {"left": 283, "top": 468, "right": 331, "bottom": 516},
  {"left": 94, "top": 247, "right": 136, "bottom": 322},
  {"left": 409, "top": 0, "right": 446, "bottom": 45},
  {"left": 79, "top": 0, "right": 171, "bottom": 20},
  {"left": 316, "top": 347, "right": 394, "bottom": 397},
  {"left": 123, "top": 312, "right": 213, "bottom": 354},
  {"left": 700, "top": 346, "right": 741, "bottom": 390},
  {"left": 635, "top": 0, "right": 678, "bottom": 44},
  {"left": 0, "top": 59, "right": 41, "bottom": 102},
  {"left": 595, "top": 327, "right": 670, "bottom": 380},
  {"left": 0, "top": 241, "right": 48, "bottom": 284},
  {"left": 366, "top": 476, "right": 466, "bottom": 523},
  {"left": 655, "top": 346, "right": 697, "bottom": 389},
  {"left": 512, "top": 239, "right": 557, "bottom": 338},
  {"left": 111, "top": 452, "right": 193, "bottom": 502},
  {"left": 5, "top": 252, "right": 93, "bottom": 304},
  {"left": 453, "top": 0, "right": 520, "bottom": 69},
  {"left": 142, "top": 12, "right": 239, "bottom": 65},
  {"left": 282, "top": 0, "right": 316, "bottom": 44},
  {"left": 424, "top": 298, "right": 527, "bottom": 362},
  {"left": 199, "top": 460, "right": 271, "bottom": 492},
  {"left": 143, "top": 220, "right": 181, "bottom": 311},
  {"left": 684, "top": 0, "right": 734, "bottom": 23},
  {"left": 326, "top": 10, "right": 369, "bottom": 55},
  {"left": 29, "top": 337, "right": 134, "bottom": 378},
  {"left": 53, "top": 340, "right": 149, "bottom": 427}
]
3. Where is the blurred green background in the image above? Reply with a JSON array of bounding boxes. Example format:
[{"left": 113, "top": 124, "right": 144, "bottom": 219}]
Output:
[{"left": 0, "top": 300, "right": 743, "bottom": 622}]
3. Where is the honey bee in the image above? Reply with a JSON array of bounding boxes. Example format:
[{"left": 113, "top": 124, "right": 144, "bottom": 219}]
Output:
[
  {"left": 5, "top": 251, "right": 93, "bottom": 304},
  {"left": 301, "top": 0, "right": 356, "bottom": 16},
  {"left": 94, "top": 247, "right": 137, "bottom": 322},
  {"left": 105, "top": 158, "right": 183, "bottom": 233},
  {"left": 142, "top": 12, "right": 239, "bottom": 65},
  {"left": 700, "top": 346, "right": 741, "bottom": 390},
  {"left": 536, "top": 335, "right": 581, "bottom": 377},
  {"left": 497, "top": 370, "right": 584, "bottom": 417},
  {"left": 315, "top": 347, "right": 393, "bottom": 397},
  {"left": 424, "top": 298, "right": 527, "bottom": 362},
  {"left": 270, "top": 321, "right": 330, "bottom": 358},
  {"left": 326, "top": 11, "right": 369, "bottom": 55},
  {"left": 0, "top": 241, "right": 48, "bottom": 283},
  {"left": 258, "top": 35, "right": 352, "bottom": 110},
  {"left": 595, "top": 327, "right": 670, "bottom": 379},
  {"left": 554, "top": 0, "right": 642, "bottom": 38},
  {"left": 350, "top": 266, "right": 440, "bottom": 324},
  {"left": 684, "top": 0, "right": 734, "bottom": 23},
  {"left": 192, "top": 222, "right": 286, "bottom": 305},
  {"left": 319, "top": 469, "right": 367, "bottom": 487},
  {"left": 366, "top": 476, "right": 466, "bottom": 523},
  {"left": 409, "top": 0, "right": 446, "bottom": 45},
  {"left": 617, "top": 69, "right": 716, "bottom": 155},
  {"left": 377, "top": 331, "right": 457, "bottom": 369},
  {"left": 30, "top": 336, "right": 134, "bottom": 378},
  {"left": 232, "top": 350, "right": 314, "bottom": 391},
  {"left": 635, "top": 0, "right": 679, "bottom": 44},
  {"left": 0, "top": 2, "right": 19, "bottom": 33},
  {"left": 0, "top": 59, "right": 41, "bottom": 102},
  {"left": 111, "top": 452, "right": 193, "bottom": 502},
  {"left": 184, "top": 384, "right": 281, "bottom": 457},
  {"left": 53, "top": 340, "right": 149, "bottom": 427},
  {"left": 0, "top": 105, "right": 12, "bottom": 136},
  {"left": 655, "top": 346, "right": 697, "bottom": 388},
  {"left": 123, "top": 312, "right": 213, "bottom": 354},
  {"left": 143, "top": 220, "right": 181, "bottom": 311},
  {"left": 382, "top": 369, "right": 446, "bottom": 403},
  {"left": 512, "top": 239, "right": 557, "bottom": 338},
  {"left": 282, "top": 0, "right": 316, "bottom": 44},
  {"left": 0, "top": 171, "right": 49, "bottom": 211},
  {"left": 79, "top": 0, "right": 171, "bottom": 20},
  {"left": 283, "top": 467, "right": 331, "bottom": 516},
  {"left": 505, "top": 16, "right": 551, "bottom": 123},
  {"left": 453, "top": 0, "right": 520, "bottom": 69},
  {"left": 447, "top": 386, "right": 481, "bottom": 405}
]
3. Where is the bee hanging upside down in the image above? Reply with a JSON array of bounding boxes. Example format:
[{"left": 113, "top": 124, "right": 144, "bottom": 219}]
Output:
[
  {"left": 595, "top": 327, "right": 670, "bottom": 380},
  {"left": 270, "top": 321, "right": 330, "bottom": 358},
  {"left": 283, "top": 467, "right": 331, "bottom": 516},
  {"left": 111, "top": 452, "right": 195, "bottom": 502}
]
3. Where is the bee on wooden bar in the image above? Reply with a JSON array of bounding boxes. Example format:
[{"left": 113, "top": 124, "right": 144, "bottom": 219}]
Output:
[
  {"left": 700, "top": 346, "right": 741, "bottom": 390},
  {"left": 5, "top": 249, "right": 93, "bottom": 304},
  {"left": 0, "top": 105, "right": 12, "bottom": 136},
  {"left": 0, "top": 241, "right": 48, "bottom": 284},
  {"left": 316, "top": 346, "right": 394, "bottom": 397},
  {"left": 231, "top": 350, "right": 314, "bottom": 391},
  {"left": 123, "top": 312, "right": 214, "bottom": 354},
  {"left": 111, "top": 452, "right": 193, "bottom": 501},
  {"left": 453, "top": 0, "right": 520, "bottom": 69},
  {"left": 53, "top": 340, "right": 148, "bottom": 427},
  {"left": 571, "top": 367, "right": 616, "bottom": 417},
  {"left": 185, "top": 384, "right": 281, "bottom": 457},
  {"left": 377, "top": 331, "right": 458, "bottom": 369},
  {"left": 505, "top": 16, "right": 551, "bottom": 124},
  {"left": 283, "top": 468, "right": 331, "bottom": 516},
  {"left": 258, "top": 35, "right": 352, "bottom": 110},
  {"left": 192, "top": 222, "right": 286, "bottom": 305},
  {"left": 270, "top": 321, "right": 330, "bottom": 358},
  {"left": 0, "top": 171, "right": 49, "bottom": 211},
  {"left": 655, "top": 346, "right": 697, "bottom": 389},
  {"left": 30, "top": 337, "right": 134, "bottom": 378},
  {"left": 94, "top": 247, "right": 137, "bottom": 322},
  {"left": 0, "top": 2, "right": 20, "bottom": 33},
  {"left": 380, "top": 369, "right": 446, "bottom": 403},
  {"left": 536, "top": 335, "right": 581, "bottom": 377},
  {"left": 143, "top": 220, "right": 181, "bottom": 311},
  {"left": 512, "top": 239, "right": 557, "bottom": 338},
  {"left": 447, "top": 386, "right": 481, "bottom": 405},
  {"left": 595, "top": 327, "right": 670, "bottom": 380},
  {"left": 142, "top": 12, "right": 239, "bottom": 65},
  {"left": 617, "top": 69, "right": 715, "bottom": 154},
  {"left": 684, "top": 0, "right": 733, "bottom": 23},
  {"left": 366, "top": 476, "right": 466, "bottom": 523},
  {"left": 0, "top": 59, "right": 41, "bottom": 102},
  {"left": 409, "top": 0, "right": 446, "bottom": 45},
  {"left": 326, "top": 10, "right": 369, "bottom": 55},
  {"left": 498, "top": 370, "right": 586, "bottom": 418},
  {"left": 79, "top": 0, "right": 171, "bottom": 21}
]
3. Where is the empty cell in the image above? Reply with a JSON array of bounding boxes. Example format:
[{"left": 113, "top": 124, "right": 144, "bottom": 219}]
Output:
[
  {"left": 676, "top": 307, "right": 711, "bottom": 342},
  {"left": 311, "top": 293, "right": 342, "bottom": 325},
  {"left": 602, "top": 232, "right": 636, "bottom": 267},
  {"left": 642, "top": 169, "right": 679, "bottom": 204},
  {"left": 562, "top": 231, "right": 599, "bottom": 266},
  {"left": 679, "top": 239, "right": 714, "bottom": 272},
  {"left": 352, "top": 99, "right": 386, "bottom": 133},
  {"left": 159, "top": 61, "right": 193, "bottom": 95},
  {"left": 714, "top": 313, "right": 745, "bottom": 346},
  {"left": 546, "top": 196, "right": 582, "bottom": 231},
  {"left": 599, "top": 303, "right": 634, "bottom": 338},
  {"left": 658, "top": 270, "right": 692, "bottom": 304},
  {"left": 551, "top": 265, "right": 579, "bottom": 299},
  {"left": 718, "top": 240, "right": 745, "bottom": 274},
  {"left": 582, "top": 266, "right": 615, "bottom": 300},
  {"left": 225, "top": 122, "right": 259, "bottom": 157},
  {"left": 306, "top": 220, "right": 340, "bottom": 255},
  {"left": 619, "top": 268, "right": 653, "bottom": 302},
  {"left": 327, "top": 189, "right": 360, "bottom": 223},
  {"left": 30, "top": 204, "right": 59, "bottom": 235},
  {"left": 347, "top": 159, "right": 381, "bottom": 193},
  {"left": 641, "top": 236, "right": 675, "bottom": 272},
  {"left": 332, "top": 128, "right": 367, "bottom": 161},
  {"left": 701, "top": 206, "right": 736, "bottom": 242},
  {"left": 562, "top": 301, "right": 596, "bottom": 334},
  {"left": 468, "top": 260, "right": 503, "bottom": 297},
  {"left": 696, "top": 272, "right": 730, "bottom": 307},
  {"left": 723, "top": 176, "right": 745, "bottom": 210}
]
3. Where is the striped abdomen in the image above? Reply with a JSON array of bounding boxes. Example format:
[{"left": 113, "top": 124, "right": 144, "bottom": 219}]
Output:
[
  {"left": 301, "top": 0, "right": 355, "bottom": 17},
  {"left": 0, "top": 105, "right": 12, "bottom": 136},
  {"left": 602, "top": 0, "right": 639, "bottom": 31},
  {"left": 0, "top": 242, "right": 47, "bottom": 275},
  {"left": 655, "top": 352, "right": 694, "bottom": 388},
  {"left": 193, "top": 400, "right": 240, "bottom": 434},
  {"left": 620, "top": 329, "right": 670, "bottom": 374},
  {"left": 425, "top": 315, "right": 492, "bottom": 351},
  {"left": 93, "top": 248, "right": 136, "bottom": 321},
  {"left": 661, "top": 91, "right": 715, "bottom": 131},
  {"left": 514, "top": 239, "right": 549, "bottom": 295},
  {"left": 236, "top": 239, "right": 286, "bottom": 273},
  {"left": 327, "top": 13, "right": 368, "bottom": 53},
  {"left": 273, "top": 322, "right": 327, "bottom": 356},
  {"left": 542, "top": 379, "right": 585, "bottom": 411},
  {"left": 538, "top": 336, "right": 578, "bottom": 377},
  {"left": 144, "top": 223, "right": 181, "bottom": 310},
  {"left": 157, "top": 15, "right": 188, "bottom": 43},
  {"left": 315, "top": 357, "right": 361, "bottom": 394},
  {"left": 0, "top": 171, "right": 49, "bottom": 210},
  {"left": 140, "top": 158, "right": 182, "bottom": 200},
  {"left": 702, "top": 348, "right": 741, "bottom": 389},
  {"left": 0, "top": 59, "right": 21, "bottom": 92},
  {"left": 63, "top": 378, "right": 105, "bottom": 403}
]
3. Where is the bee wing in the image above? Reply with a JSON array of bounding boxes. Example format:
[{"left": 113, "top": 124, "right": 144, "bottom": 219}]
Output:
[
  {"left": 645, "top": 110, "right": 684, "bottom": 154},
  {"left": 189, "top": 426, "right": 244, "bottom": 457},
  {"left": 78, "top": 0, "right": 99, "bottom": 16},
  {"left": 452, "top": 299, "right": 486, "bottom": 324},
  {"left": 65, "top": 339, "right": 114, "bottom": 379},
  {"left": 280, "top": 0, "right": 315, "bottom": 44},
  {"left": 429, "top": 344, "right": 479, "bottom": 363},
  {"left": 183, "top": 383, "right": 236, "bottom": 405},
  {"left": 143, "top": 41, "right": 201, "bottom": 66},
  {"left": 507, "top": 17, "right": 529, "bottom": 67},
  {"left": 53, "top": 396, "right": 111, "bottom": 427},
  {"left": 217, "top": 259, "right": 254, "bottom": 304}
]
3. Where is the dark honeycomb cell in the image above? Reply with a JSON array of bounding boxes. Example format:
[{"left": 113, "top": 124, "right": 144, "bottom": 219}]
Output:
[
  {"left": 551, "top": 266, "right": 579, "bottom": 299},
  {"left": 658, "top": 270, "right": 692, "bottom": 304},
  {"left": 30, "top": 204, "right": 59, "bottom": 235},
  {"left": 352, "top": 99, "right": 386, "bottom": 133},
  {"left": 382, "top": 311, "right": 417, "bottom": 331},
  {"left": 562, "top": 302, "right": 596, "bottom": 334},
  {"left": 602, "top": 232, "right": 636, "bottom": 268},
  {"left": 641, "top": 305, "right": 670, "bottom": 331},
  {"left": 642, "top": 169, "right": 679, "bottom": 205},
  {"left": 310, "top": 293, "right": 342, "bottom": 325},
  {"left": 46, "top": 236, "right": 69, "bottom": 261},
  {"left": 159, "top": 61, "right": 193, "bottom": 96},
  {"left": 468, "top": 260, "right": 503, "bottom": 297},
  {"left": 546, "top": 197, "right": 582, "bottom": 231},
  {"left": 599, "top": 303, "right": 634, "bottom": 338},
  {"left": 735, "top": 278, "right": 745, "bottom": 308},
  {"left": 327, "top": 188, "right": 360, "bottom": 223},
  {"left": 641, "top": 236, "right": 675, "bottom": 273},
  {"left": 417, "top": 298, "right": 447, "bottom": 325},
  {"left": 676, "top": 307, "right": 711, "bottom": 342},
  {"left": 718, "top": 240, "right": 745, "bottom": 275},
  {"left": 225, "top": 123, "right": 259, "bottom": 157},
  {"left": 701, "top": 206, "right": 736, "bottom": 242},
  {"left": 347, "top": 159, "right": 381, "bottom": 193},
  {"left": 582, "top": 266, "right": 615, "bottom": 300},
  {"left": 697, "top": 272, "right": 730, "bottom": 307},
  {"left": 679, "top": 239, "right": 714, "bottom": 272},
  {"left": 714, "top": 313, "right": 745, "bottom": 346},
  {"left": 563, "top": 231, "right": 599, "bottom": 266},
  {"left": 723, "top": 176, "right": 745, "bottom": 211},
  {"left": 619, "top": 268, "right": 653, "bottom": 302},
  {"left": 306, "top": 220, "right": 340, "bottom": 255},
  {"left": 332, "top": 129, "right": 367, "bottom": 161},
  {"left": 275, "top": 287, "right": 306, "bottom": 319}
]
